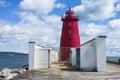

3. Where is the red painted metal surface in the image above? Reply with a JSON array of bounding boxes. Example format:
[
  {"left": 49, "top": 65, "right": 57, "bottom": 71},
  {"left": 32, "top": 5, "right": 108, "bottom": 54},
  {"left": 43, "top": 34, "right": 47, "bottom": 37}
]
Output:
[
  {"left": 60, "top": 48, "right": 71, "bottom": 61},
  {"left": 60, "top": 8, "right": 80, "bottom": 61}
]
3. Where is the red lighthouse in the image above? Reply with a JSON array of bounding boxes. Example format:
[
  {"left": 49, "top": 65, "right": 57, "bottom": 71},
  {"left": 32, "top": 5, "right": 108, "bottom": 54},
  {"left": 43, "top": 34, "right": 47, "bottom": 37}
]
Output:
[{"left": 60, "top": 8, "right": 80, "bottom": 61}]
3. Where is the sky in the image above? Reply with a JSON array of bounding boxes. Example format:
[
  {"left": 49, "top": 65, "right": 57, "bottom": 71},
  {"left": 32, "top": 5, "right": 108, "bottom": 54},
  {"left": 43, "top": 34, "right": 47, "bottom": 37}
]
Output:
[{"left": 0, "top": 0, "right": 120, "bottom": 56}]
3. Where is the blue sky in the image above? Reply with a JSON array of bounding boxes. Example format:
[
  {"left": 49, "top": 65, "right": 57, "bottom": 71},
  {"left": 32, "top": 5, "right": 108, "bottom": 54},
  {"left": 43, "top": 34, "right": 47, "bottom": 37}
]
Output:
[{"left": 0, "top": 0, "right": 120, "bottom": 56}]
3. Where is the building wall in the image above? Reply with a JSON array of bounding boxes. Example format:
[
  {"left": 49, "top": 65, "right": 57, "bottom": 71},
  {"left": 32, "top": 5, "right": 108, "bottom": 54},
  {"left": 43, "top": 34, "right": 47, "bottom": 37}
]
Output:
[
  {"left": 70, "top": 48, "right": 76, "bottom": 66},
  {"left": 50, "top": 50, "right": 52, "bottom": 65},
  {"left": 60, "top": 48, "right": 71, "bottom": 61},
  {"left": 35, "top": 48, "right": 50, "bottom": 68},
  {"left": 29, "top": 42, "right": 35, "bottom": 69},
  {"left": 52, "top": 50, "right": 59, "bottom": 62},
  {"left": 80, "top": 40, "right": 96, "bottom": 69},
  {"left": 73, "top": 36, "right": 106, "bottom": 72},
  {"left": 29, "top": 42, "right": 59, "bottom": 69},
  {"left": 34, "top": 44, "right": 45, "bottom": 69},
  {"left": 29, "top": 42, "right": 50, "bottom": 69},
  {"left": 95, "top": 36, "right": 106, "bottom": 71}
]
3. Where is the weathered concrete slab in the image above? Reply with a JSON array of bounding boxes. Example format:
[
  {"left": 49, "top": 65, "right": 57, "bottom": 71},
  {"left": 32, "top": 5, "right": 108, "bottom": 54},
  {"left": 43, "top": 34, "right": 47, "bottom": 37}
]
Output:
[{"left": 12, "top": 63, "right": 120, "bottom": 80}]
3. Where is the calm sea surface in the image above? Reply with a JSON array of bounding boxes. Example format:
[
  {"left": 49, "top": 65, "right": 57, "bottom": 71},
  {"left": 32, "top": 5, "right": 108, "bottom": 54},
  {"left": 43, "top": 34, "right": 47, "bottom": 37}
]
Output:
[
  {"left": 0, "top": 55, "right": 28, "bottom": 70},
  {"left": 107, "top": 57, "right": 120, "bottom": 63}
]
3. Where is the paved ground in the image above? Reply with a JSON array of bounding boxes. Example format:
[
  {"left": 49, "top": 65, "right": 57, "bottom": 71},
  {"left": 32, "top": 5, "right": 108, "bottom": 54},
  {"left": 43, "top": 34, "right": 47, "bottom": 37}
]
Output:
[
  {"left": 107, "top": 63, "right": 120, "bottom": 72},
  {"left": 11, "top": 62, "right": 120, "bottom": 80}
]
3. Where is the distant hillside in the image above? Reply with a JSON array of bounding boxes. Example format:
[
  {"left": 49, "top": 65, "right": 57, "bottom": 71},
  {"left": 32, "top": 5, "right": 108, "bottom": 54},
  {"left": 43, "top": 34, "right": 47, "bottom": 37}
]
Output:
[{"left": 0, "top": 52, "right": 28, "bottom": 56}]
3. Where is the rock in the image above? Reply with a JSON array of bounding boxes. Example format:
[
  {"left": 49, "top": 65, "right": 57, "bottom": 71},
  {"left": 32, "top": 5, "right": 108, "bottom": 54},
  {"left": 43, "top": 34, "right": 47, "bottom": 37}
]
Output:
[
  {"left": 11, "top": 69, "right": 20, "bottom": 74},
  {"left": 6, "top": 73, "right": 18, "bottom": 80},
  {"left": 2, "top": 68, "right": 11, "bottom": 75},
  {"left": 22, "top": 64, "right": 29, "bottom": 70},
  {"left": 11, "top": 68, "right": 26, "bottom": 74},
  {"left": 16, "top": 68, "right": 26, "bottom": 74},
  {"left": 0, "top": 67, "right": 27, "bottom": 80},
  {"left": 0, "top": 71, "right": 5, "bottom": 80},
  {"left": 0, "top": 75, "right": 5, "bottom": 79},
  {"left": 0, "top": 71, "right": 2, "bottom": 75}
]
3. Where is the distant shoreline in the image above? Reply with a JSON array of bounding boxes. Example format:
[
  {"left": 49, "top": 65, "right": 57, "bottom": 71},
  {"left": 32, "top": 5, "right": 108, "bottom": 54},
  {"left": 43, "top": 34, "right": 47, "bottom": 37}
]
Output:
[{"left": 0, "top": 52, "right": 28, "bottom": 56}]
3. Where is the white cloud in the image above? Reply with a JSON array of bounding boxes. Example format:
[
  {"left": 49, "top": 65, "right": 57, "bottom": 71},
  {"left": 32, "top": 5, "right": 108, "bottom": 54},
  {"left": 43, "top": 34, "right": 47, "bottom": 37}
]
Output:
[
  {"left": 0, "top": 13, "right": 62, "bottom": 52},
  {"left": 19, "top": 0, "right": 56, "bottom": 14},
  {"left": 85, "top": 23, "right": 107, "bottom": 36},
  {"left": 108, "top": 19, "right": 120, "bottom": 29},
  {"left": 107, "top": 35, "right": 120, "bottom": 56},
  {"left": 116, "top": 4, "right": 120, "bottom": 11},
  {"left": 106, "top": 19, "right": 120, "bottom": 56},
  {"left": 0, "top": 0, "right": 64, "bottom": 52},
  {"left": 78, "top": 22, "right": 107, "bottom": 44},
  {"left": 78, "top": 20, "right": 120, "bottom": 56},
  {"left": 19, "top": 0, "right": 66, "bottom": 15},
  {"left": 79, "top": 23, "right": 107, "bottom": 36},
  {"left": 74, "top": 5, "right": 85, "bottom": 12},
  {"left": 0, "top": 23, "right": 29, "bottom": 52},
  {"left": 74, "top": 0, "right": 118, "bottom": 21},
  {"left": 55, "top": 3, "right": 66, "bottom": 8},
  {"left": 19, "top": 13, "right": 61, "bottom": 43}
]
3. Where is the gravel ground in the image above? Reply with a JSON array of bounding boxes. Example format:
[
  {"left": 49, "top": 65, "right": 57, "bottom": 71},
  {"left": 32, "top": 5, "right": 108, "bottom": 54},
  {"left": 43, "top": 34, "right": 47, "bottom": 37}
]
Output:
[{"left": 11, "top": 62, "right": 120, "bottom": 80}]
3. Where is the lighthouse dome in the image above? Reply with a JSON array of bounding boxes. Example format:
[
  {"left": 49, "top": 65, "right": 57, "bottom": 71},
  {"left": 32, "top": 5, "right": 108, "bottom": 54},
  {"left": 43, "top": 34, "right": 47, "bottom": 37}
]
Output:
[{"left": 65, "top": 8, "right": 75, "bottom": 16}]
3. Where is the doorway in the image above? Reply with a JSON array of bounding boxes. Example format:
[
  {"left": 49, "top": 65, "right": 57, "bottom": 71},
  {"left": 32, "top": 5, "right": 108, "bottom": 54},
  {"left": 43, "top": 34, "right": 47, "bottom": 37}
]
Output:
[{"left": 76, "top": 48, "right": 80, "bottom": 68}]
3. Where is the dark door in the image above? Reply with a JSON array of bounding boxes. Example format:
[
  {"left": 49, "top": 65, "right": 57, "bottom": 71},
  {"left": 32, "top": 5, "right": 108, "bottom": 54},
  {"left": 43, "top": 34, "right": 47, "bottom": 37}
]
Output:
[
  {"left": 48, "top": 49, "right": 50, "bottom": 68},
  {"left": 76, "top": 48, "right": 80, "bottom": 68}
]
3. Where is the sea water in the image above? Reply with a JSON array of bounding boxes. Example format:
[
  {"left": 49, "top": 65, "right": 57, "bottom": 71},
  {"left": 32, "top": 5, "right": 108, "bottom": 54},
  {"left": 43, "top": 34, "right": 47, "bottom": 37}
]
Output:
[
  {"left": 107, "top": 56, "right": 120, "bottom": 63},
  {"left": 0, "top": 55, "right": 28, "bottom": 70}
]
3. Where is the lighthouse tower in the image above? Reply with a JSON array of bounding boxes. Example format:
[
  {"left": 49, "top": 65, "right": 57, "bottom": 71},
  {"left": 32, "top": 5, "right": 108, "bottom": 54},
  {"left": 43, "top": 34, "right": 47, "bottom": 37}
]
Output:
[{"left": 60, "top": 8, "right": 80, "bottom": 61}]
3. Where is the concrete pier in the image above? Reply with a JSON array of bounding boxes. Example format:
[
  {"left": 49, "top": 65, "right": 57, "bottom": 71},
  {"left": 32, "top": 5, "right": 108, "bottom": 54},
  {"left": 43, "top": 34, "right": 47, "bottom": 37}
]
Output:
[{"left": 12, "top": 62, "right": 120, "bottom": 80}]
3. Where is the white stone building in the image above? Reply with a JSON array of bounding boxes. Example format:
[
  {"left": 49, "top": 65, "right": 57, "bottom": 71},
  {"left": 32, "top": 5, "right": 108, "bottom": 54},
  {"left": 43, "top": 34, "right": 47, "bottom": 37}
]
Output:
[
  {"left": 29, "top": 42, "right": 59, "bottom": 69},
  {"left": 70, "top": 36, "right": 106, "bottom": 72}
]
